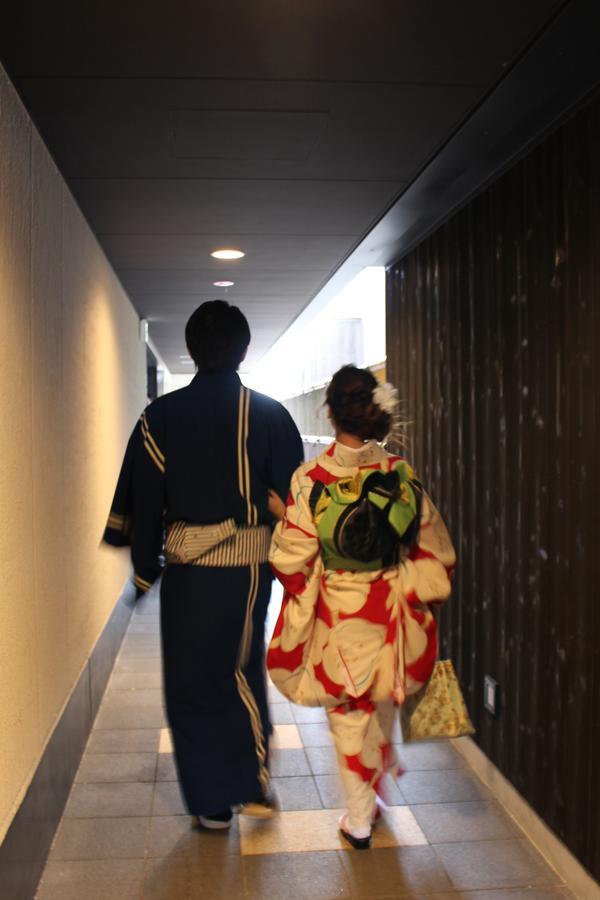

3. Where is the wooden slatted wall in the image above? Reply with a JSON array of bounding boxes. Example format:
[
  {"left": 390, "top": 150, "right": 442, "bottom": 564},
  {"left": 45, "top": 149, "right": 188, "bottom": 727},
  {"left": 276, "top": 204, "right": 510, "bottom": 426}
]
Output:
[{"left": 386, "top": 95, "right": 600, "bottom": 880}]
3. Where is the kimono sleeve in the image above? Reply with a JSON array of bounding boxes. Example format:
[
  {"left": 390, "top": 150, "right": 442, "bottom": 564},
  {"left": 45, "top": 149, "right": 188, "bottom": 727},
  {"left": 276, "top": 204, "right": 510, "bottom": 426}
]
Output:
[
  {"left": 130, "top": 406, "right": 166, "bottom": 595},
  {"left": 401, "top": 489, "right": 456, "bottom": 606},
  {"left": 103, "top": 421, "right": 139, "bottom": 547},
  {"left": 267, "top": 403, "right": 304, "bottom": 505},
  {"left": 269, "top": 467, "right": 320, "bottom": 597},
  {"left": 268, "top": 467, "right": 322, "bottom": 670}
]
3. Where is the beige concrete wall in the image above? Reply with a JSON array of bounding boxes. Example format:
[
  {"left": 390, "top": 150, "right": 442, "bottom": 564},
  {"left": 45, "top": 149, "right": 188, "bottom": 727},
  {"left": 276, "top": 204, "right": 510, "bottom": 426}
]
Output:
[
  {"left": 282, "top": 363, "right": 387, "bottom": 438},
  {"left": 0, "top": 65, "right": 146, "bottom": 842}
]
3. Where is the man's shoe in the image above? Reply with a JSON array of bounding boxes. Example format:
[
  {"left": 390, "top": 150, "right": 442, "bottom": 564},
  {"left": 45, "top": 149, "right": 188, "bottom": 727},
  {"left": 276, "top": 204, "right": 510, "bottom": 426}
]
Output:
[
  {"left": 238, "top": 793, "right": 278, "bottom": 819},
  {"left": 193, "top": 810, "right": 233, "bottom": 830}
]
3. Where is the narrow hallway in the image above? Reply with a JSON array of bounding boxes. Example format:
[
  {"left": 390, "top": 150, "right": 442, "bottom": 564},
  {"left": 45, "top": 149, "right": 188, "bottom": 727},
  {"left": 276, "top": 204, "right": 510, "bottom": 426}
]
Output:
[{"left": 36, "top": 585, "right": 573, "bottom": 900}]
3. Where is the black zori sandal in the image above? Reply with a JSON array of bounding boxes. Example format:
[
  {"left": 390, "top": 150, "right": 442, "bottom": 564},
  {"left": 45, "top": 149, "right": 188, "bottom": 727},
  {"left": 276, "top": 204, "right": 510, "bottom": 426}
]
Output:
[{"left": 338, "top": 814, "right": 372, "bottom": 850}]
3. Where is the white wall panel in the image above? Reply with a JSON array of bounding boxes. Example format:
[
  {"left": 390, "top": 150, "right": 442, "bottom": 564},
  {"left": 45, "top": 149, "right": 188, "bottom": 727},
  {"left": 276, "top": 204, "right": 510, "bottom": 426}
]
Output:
[{"left": 0, "top": 65, "right": 146, "bottom": 842}]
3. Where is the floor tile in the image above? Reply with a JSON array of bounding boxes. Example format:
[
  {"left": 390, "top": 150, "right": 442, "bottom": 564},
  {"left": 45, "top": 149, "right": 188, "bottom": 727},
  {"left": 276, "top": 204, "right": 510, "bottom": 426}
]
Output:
[
  {"left": 372, "top": 807, "right": 428, "bottom": 850},
  {"left": 297, "top": 723, "right": 334, "bottom": 747},
  {"left": 269, "top": 703, "right": 295, "bottom": 724},
  {"left": 75, "top": 752, "right": 157, "bottom": 783},
  {"left": 391, "top": 716, "right": 403, "bottom": 742},
  {"left": 239, "top": 807, "right": 426, "bottom": 855},
  {"left": 49, "top": 817, "right": 148, "bottom": 860},
  {"left": 433, "top": 839, "right": 560, "bottom": 891},
  {"left": 102, "top": 688, "right": 164, "bottom": 709},
  {"left": 340, "top": 845, "right": 453, "bottom": 898},
  {"left": 118, "top": 639, "right": 161, "bottom": 653},
  {"left": 405, "top": 893, "right": 464, "bottom": 899},
  {"left": 267, "top": 685, "right": 288, "bottom": 704},
  {"left": 134, "top": 591, "right": 159, "bottom": 607},
  {"left": 269, "top": 748, "right": 311, "bottom": 777},
  {"left": 315, "top": 773, "right": 406, "bottom": 809},
  {"left": 144, "top": 855, "right": 244, "bottom": 899},
  {"left": 457, "top": 890, "right": 575, "bottom": 899},
  {"left": 37, "top": 859, "right": 145, "bottom": 900},
  {"left": 379, "top": 773, "right": 406, "bottom": 805},
  {"left": 411, "top": 800, "right": 519, "bottom": 844},
  {"left": 313, "top": 771, "right": 405, "bottom": 810},
  {"left": 146, "top": 814, "right": 241, "bottom": 858},
  {"left": 128, "top": 623, "right": 160, "bottom": 634},
  {"left": 271, "top": 723, "right": 303, "bottom": 749},
  {"left": 109, "top": 671, "right": 162, "bottom": 690},
  {"left": 159, "top": 728, "right": 173, "bottom": 753},
  {"left": 64, "top": 782, "right": 154, "bottom": 818},
  {"left": 306, "top": 745, "right": 339, "bottom": 775},
  {"left": 272, "top": 776, "right": 322, "bottom": 810},
  {"left": 153, "top": 781, "right": 188, "bottom": 816},
  {"left": 156, "top": 753, "right": 178, "bottom": 781},
  {"left": 86, "top": 728, "right": 160, "bottom": 754},
  {"left": 94, "top": 706, "right": 167, "bottom": 729},
  {"left": 291, "top": 705, "right": 328, "bottom": 723},
  {"left": 243, "top": 850, "right": 351, "bottom": 899},
  {"left": 315, "top": 774, "right": 346, "bottom": 808},
  {"left": 396, "top": 740, "right": 465, "bottom": 771},
  {"left": 400, "top": 769, "right": 489, "bottom": 804},
  {"left": 121, "top": 632, "right": 161, "bottom": 644},
  {"left": 113, "top": 656, "right": 162, "bottom": 674},
  {"left": 117, "top": 646, "right": 162, "bottom": 658},
  {"left": 120, "top": 634, "right": 161, "bottom": 647}
]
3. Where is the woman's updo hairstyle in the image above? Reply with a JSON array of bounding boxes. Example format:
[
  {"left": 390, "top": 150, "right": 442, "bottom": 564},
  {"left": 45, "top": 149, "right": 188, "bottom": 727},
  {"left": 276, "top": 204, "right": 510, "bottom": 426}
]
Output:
[{"left": 326, "top": 365, "right": 392, "bottom": 442}]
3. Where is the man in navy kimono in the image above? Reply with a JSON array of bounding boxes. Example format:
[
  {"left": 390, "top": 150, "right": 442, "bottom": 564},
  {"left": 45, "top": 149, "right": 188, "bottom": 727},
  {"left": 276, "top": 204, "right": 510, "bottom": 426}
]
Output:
[{"left": 105, "top": 300, "right": 302, "bottom": 828}]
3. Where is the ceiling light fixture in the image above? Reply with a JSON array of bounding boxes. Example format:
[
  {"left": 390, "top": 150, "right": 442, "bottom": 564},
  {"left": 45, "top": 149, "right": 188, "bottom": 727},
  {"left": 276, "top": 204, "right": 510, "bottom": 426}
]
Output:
[
  {"left": 210, "top": 248, "right": 245, "bottom": 260},
  {"left": 213, "top": 280, "right": 235, "bottom": 287}
]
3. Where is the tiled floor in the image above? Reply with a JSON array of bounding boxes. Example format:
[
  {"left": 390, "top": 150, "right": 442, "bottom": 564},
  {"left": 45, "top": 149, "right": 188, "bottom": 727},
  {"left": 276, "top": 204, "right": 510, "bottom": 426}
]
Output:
[{"left": 36, "top": 584, "right": 575, "bottom": 899}]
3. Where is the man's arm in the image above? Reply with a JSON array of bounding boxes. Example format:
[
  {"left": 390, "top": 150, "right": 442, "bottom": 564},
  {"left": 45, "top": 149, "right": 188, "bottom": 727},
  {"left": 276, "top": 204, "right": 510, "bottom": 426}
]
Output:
[
  {"left": 130, "top": 407, "right": 166, "bottom": 595},
  {"left": 268, "top": 403, "right": 304, "bottom": 507},
  {"left": 103, "top": 421, "right": 140, "bottom": 547}
]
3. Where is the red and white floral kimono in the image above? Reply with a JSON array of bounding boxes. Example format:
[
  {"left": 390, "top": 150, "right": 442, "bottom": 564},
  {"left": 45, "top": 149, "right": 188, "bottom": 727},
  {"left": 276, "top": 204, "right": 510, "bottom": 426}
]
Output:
[{"left": 268, "top": 440, "right": 456, "bottom": 834}]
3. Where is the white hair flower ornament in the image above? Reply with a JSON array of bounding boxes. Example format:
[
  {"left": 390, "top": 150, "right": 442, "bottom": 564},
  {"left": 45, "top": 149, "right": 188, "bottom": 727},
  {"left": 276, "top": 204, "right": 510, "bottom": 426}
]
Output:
[{"left": 372, "top": 382, "right": 398, "bottom": 413}]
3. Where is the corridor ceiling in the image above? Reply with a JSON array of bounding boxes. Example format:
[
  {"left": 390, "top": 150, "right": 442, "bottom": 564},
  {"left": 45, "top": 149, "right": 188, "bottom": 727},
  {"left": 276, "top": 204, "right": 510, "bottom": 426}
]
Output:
[{"left": 1, "top": 0, "right": 565, "bottom": 372}]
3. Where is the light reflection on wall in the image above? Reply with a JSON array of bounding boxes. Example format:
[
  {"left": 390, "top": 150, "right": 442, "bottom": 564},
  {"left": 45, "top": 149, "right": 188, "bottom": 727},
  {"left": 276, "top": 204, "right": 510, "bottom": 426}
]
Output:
[
  {"left": 243, "top": 267, "right": 385, "bottom": 400},
  {"left": 87, "top": 288, "right": 128, "bottom": 549}
]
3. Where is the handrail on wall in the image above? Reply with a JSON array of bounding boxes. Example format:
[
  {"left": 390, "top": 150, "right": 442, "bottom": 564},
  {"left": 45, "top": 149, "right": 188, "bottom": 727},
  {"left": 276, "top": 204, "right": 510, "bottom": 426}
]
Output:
[{"left": 301, "top": 434, "right": 333, "bottom": 445}]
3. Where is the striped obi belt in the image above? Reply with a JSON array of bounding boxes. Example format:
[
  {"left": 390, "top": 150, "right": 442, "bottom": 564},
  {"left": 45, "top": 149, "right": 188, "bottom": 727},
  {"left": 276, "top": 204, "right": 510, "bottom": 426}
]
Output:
[{"left": 164, "top": 519, "right": 271, "bottom": 567}]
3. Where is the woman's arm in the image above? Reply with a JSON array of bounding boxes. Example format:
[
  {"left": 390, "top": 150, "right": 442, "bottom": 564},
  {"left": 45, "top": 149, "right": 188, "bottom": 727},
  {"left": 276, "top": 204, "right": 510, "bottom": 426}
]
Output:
[
  {"left": 268, "top": 468, "right": 322, "bottom": 664},
  {"left": 402, "top": 490, "right": 456, "bottom": 606}
]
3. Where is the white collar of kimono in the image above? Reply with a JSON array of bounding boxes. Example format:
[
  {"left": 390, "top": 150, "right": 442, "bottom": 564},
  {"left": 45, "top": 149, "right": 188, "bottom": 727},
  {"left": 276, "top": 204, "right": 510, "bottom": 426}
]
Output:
[{"left": 330, "top": 439, "right": 386, "bottom": 468}]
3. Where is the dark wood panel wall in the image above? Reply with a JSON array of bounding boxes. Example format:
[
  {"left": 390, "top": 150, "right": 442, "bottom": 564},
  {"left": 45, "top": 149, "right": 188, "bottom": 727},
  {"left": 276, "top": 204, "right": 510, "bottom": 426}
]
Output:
[{"left": 386, "top": 95, "right": 600, "bottom": 880}]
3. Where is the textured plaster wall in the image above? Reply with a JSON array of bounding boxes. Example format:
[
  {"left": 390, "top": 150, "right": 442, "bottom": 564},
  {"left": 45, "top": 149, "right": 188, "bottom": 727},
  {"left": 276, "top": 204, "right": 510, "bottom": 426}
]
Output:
[{"left": 0, "top": 65, "right": 146, "bottom": 843}]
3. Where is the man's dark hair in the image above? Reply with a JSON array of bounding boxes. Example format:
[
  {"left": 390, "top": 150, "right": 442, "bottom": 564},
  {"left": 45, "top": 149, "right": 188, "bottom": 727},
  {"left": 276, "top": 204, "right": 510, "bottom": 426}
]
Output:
[{"left": 185, "top": 300, "right": 251, "bottom": 372}]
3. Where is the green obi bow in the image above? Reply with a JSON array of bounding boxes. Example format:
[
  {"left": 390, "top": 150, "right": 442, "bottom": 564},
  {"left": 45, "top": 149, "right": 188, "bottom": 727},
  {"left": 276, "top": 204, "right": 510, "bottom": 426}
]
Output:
[{"left": 309, "top": 461, "right": 421, "bottom": 571}]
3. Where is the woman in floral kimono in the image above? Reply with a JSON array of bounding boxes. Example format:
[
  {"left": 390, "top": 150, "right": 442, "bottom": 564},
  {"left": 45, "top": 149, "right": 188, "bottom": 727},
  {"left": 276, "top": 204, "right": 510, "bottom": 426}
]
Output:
[{"left": 268, "top": 365, "right": 455, "bottom": 849}]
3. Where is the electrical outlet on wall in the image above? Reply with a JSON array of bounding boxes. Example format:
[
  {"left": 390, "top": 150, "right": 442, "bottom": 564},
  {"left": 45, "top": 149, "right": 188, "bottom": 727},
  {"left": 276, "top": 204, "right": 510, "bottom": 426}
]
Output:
[{"left": 484, "top": 675, "right": 498, "bottom": 715}]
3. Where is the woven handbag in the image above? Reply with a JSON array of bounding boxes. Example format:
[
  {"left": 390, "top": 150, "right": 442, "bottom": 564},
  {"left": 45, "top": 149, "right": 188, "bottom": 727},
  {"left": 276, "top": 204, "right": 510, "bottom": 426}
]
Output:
[{"left": 400, "top": 659, "right": 475, "bottom": 742}]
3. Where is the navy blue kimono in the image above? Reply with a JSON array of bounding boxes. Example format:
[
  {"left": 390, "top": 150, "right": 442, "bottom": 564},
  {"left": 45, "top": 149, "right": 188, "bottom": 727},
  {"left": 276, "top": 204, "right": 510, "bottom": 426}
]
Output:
[{"left": 105, "top": 371, "right": 303, "bottom": 815}]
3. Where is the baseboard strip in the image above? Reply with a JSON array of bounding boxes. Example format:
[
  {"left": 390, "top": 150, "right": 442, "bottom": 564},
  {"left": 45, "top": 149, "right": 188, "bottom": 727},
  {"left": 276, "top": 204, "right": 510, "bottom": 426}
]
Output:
[{"left": 0, "top": 579, "right": 136, "bottom": 900}]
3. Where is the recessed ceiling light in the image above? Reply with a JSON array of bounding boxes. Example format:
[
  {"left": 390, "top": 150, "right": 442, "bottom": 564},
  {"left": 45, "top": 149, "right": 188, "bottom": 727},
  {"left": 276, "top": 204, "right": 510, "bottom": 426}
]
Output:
[
  {"left": 213, "top": 280, "right": 235, "bottom": 287},
  {"left": 211, "top": 248, "right": 245, "bottom": 260}
]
